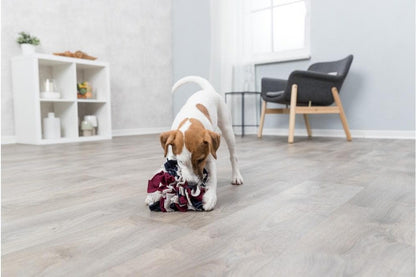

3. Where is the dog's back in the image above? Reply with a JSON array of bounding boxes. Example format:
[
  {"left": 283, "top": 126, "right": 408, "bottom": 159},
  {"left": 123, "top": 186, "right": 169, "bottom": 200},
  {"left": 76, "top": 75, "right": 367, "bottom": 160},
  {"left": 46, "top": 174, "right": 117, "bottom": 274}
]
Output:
[{"left": 171, "top": 76, "right": 222, "bottom": 130}]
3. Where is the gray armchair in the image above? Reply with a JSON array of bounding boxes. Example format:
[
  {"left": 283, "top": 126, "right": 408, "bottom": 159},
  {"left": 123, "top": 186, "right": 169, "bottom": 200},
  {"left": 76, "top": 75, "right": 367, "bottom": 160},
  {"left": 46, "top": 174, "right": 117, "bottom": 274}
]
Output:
[{"left": 258, "top": 55, "right": 353, "bottom": 143}]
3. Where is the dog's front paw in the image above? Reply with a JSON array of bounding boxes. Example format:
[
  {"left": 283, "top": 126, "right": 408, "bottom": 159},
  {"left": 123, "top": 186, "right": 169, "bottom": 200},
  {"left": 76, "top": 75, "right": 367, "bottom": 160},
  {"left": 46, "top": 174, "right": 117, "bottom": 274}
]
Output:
[
  {"left": 203, "top": 189, "right": 217, "bottom": 211},
  {"left": 231, "top": 171, "right": 244, "bottom": 185}
]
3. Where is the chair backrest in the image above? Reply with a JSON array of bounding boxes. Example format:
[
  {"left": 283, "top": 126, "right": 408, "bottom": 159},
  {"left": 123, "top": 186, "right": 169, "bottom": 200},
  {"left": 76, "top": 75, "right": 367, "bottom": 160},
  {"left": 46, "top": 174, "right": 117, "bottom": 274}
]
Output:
[
  {"left": 282, "top": 55, "right": 354, "bottom": 105},
  {"left": 308, "top": 55, "right": 353, "bottom": 82}
]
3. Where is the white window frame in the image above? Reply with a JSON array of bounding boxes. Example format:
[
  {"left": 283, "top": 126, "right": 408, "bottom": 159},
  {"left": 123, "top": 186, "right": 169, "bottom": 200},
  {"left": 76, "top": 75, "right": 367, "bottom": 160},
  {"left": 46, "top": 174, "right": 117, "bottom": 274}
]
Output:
[{"left": 243, "top": 0, "right": 311, "bottom": 65}]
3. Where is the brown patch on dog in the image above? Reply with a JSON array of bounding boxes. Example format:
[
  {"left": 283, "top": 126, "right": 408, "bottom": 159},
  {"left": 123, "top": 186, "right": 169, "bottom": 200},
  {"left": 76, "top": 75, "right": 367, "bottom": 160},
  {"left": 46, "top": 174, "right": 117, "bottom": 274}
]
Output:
[
  {"left": 185, "top": 118, "right": 220, "bottom": 178},
  {"left": 160, "top": 130, "right": 184, "bottom": 157},
  {"left": 196, "top": 104, "right": 212, "bottom": 123},
  {"left": 206, "top": 130, "right": 220, "bottom": 159},
  {"left": 160, "top": 118, "right": 189, "bottom": 156}
]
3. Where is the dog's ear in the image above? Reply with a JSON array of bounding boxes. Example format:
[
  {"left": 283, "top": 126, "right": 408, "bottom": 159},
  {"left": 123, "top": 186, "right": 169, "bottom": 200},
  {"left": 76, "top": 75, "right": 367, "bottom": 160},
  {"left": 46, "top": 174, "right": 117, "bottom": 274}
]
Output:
[
  {"left": 160, "top": 130, "right": 184, "bottom": 157},
  {"left": 205, "top": 130, "right": 220, "bottom": 159}
]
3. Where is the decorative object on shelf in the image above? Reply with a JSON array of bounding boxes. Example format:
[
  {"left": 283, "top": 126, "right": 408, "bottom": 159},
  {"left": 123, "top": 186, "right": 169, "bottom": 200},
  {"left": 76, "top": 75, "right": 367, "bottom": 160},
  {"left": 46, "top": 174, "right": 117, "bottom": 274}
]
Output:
[
  {"left": 40, "top": 79, "right": 60, "bottom": 99},
  {"left": 80, "top": 120, "right": 94, "bottom": 136},
  {"left": 43, "top": 113, "right": 61, "bottom": 139},
  {"left": 84, "top": 115, "right": 98, "bottom": 135},
  {"left": 77, "top": 81, "right": 93, "bottom": 99},
  {"left": 16, "top": 32, "right": 40, "bottom": 55},
  {"left": 53, "top": 50, "right": 97, "bottom": 60}
]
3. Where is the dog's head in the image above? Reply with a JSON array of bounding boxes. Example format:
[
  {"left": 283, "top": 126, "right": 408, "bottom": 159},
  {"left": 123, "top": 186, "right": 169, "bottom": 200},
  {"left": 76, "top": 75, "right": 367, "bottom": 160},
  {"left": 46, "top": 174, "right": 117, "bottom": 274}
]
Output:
[{"left": 160, "top": 118, "right": 220, "bottom": 183}]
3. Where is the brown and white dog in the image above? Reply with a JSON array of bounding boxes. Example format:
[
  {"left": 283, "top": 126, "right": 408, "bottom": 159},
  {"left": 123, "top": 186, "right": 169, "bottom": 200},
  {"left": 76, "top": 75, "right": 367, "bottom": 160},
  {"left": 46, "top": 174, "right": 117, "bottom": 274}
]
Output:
[{"left": 158, "top": 76, "right": 243, "bottom": 211}]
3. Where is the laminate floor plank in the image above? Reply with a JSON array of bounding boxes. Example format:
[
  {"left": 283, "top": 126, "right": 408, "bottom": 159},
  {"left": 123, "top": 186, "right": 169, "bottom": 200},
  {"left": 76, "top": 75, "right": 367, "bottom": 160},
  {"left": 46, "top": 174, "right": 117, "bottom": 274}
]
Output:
[
  {"left": 2, "top": 135, "right": 414, "bottom": 276},
  {"left": 101, "top": 181, "right": 363, "bottom": 276}
]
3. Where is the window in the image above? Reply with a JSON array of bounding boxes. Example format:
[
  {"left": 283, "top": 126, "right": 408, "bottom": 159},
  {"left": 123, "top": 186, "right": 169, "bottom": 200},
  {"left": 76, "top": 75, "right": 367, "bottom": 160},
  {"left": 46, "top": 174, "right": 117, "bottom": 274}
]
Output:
[{"left": 246, "top": 0, "right": 310, "bottom": 64}]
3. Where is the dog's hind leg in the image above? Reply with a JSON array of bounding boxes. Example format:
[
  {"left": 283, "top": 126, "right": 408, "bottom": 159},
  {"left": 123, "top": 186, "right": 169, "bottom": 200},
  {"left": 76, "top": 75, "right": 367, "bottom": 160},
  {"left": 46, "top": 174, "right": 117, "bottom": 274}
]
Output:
[{"left": 217, "top": 100, "right": 243, "bottom": 185}]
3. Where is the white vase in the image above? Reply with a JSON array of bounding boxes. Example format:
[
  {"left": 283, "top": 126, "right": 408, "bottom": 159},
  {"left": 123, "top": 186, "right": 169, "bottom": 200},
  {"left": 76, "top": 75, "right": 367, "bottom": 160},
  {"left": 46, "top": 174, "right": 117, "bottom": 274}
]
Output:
[
  {"left": 21, "top": 44, "right": 35, "bottom": 55},
  {"left": 43, "top": 113, "right": 61, "bottom": 139}
]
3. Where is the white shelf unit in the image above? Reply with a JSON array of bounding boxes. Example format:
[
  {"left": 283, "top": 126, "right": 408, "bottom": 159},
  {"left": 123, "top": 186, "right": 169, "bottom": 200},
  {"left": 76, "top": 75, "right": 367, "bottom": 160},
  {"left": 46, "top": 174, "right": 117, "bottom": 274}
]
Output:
[{"left": 11, "top": 53, "right": 112, "bottom": 144}]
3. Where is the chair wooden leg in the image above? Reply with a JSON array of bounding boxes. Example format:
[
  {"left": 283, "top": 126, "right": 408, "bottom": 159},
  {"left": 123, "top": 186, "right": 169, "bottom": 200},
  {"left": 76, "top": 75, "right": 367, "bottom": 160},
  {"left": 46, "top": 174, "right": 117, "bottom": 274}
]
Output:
[
  {"left": 331, "top": 87, "right": 352, "bottom": 141},
  {"left": 303, "top": 114, "right": 312, "bottom": 138},
  {"left": 258, "top": 100, "right": 267, "bottom": 138},
  {"left": 288, "top": 84, "right": 298, "bottom": 143}
]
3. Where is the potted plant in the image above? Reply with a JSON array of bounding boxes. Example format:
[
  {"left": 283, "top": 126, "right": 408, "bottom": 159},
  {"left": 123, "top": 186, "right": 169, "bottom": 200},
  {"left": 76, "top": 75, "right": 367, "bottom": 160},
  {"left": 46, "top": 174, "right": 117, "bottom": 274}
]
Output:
[{"left": 16, "top": 32, "right": 40, "bottom": 55}]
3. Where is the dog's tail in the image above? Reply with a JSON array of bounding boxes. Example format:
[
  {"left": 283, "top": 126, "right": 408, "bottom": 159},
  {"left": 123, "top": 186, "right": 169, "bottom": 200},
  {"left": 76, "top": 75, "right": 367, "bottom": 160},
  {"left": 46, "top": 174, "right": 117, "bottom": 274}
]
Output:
[{"left": 172, "top": 76, "right": 215, "bottom": 94}]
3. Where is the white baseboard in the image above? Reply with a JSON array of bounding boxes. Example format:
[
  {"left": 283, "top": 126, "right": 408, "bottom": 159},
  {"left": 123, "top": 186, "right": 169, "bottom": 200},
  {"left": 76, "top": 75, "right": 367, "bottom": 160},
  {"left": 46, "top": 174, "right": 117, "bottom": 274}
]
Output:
[
  {"left": 2, "top": 127, "right": 414, "bottom": 144},
  {"left": 234, "top": 126, "right": 415, "bottom": 140},
  {"left": 112, "top": 127, "right": 169, "bottom": 137},
  {"left": 1, "top": 136, "right": 17, "bottom": 144},
  {"left": 1, "top": 128, "right": 169, "bottom": 145}
]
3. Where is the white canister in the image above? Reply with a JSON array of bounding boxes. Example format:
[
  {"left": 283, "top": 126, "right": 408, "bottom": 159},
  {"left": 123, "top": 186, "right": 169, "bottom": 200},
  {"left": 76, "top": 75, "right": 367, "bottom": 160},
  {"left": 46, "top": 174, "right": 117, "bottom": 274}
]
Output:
[{"left": 43, "top": 112, "right": 61, "bottom": 139}]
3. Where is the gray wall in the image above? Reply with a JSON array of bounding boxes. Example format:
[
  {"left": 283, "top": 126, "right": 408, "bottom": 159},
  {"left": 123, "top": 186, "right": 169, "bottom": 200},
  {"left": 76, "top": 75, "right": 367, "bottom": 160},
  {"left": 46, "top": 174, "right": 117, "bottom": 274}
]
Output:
[
  {"left": 2, "top": 0, "right": 173, "bottom": 137},
  {"left": 172, "top": 0, "right": 211, "bottom": 117},
  {"left": 172, "top": 0, "right": 415, "bottom": 132}
]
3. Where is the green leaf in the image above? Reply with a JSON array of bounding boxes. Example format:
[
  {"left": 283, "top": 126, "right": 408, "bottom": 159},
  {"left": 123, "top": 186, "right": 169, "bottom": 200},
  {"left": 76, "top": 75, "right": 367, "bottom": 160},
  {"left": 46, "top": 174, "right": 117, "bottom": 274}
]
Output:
[{"left": 16, "top": 31, "right": 40, "bottom": 45}]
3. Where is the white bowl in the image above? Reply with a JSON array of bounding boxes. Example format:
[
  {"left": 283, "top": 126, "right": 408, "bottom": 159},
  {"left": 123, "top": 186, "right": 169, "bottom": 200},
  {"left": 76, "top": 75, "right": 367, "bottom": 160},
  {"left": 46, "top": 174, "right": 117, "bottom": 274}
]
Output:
[{"left": 40, "top": 92, "right": 61, "bottom": 99}]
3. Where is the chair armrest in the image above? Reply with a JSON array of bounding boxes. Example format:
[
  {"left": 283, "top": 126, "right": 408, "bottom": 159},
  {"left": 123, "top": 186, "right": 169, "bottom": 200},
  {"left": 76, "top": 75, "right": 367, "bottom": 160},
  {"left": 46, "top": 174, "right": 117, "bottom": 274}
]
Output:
[
  {"left": 261, "top": 77, "right": 288, "bottom": 93},
  {"left": 289, "top": 70, "right": 341, "bottom": 82}
]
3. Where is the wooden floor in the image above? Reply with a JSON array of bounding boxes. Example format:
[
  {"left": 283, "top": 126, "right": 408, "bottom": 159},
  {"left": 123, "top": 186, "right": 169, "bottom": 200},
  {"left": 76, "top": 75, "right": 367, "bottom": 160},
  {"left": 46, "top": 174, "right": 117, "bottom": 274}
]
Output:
[{"left": 1, "top": 135, "right": 415, "bottom": 276}]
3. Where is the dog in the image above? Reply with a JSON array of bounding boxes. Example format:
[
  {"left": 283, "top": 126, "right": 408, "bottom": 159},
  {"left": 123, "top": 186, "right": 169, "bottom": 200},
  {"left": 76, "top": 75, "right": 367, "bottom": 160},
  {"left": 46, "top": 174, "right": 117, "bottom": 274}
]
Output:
[{"left": 158, "top": 76, "right": 243, "bottom": 211}]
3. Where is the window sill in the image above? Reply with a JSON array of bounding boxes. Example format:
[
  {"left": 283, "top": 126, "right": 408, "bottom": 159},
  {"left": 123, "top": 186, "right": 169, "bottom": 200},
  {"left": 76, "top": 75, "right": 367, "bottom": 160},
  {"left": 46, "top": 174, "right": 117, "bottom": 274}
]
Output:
[{"left": 251, "top": 49, "right": 311, "bottom": 66}]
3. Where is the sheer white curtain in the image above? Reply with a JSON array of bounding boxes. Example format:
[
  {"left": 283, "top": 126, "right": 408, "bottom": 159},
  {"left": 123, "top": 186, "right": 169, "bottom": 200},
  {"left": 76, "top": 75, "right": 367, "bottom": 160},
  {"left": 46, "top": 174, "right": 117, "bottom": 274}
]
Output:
[{"left": 209, "top": 0, "right": 255, "bottom": 94}]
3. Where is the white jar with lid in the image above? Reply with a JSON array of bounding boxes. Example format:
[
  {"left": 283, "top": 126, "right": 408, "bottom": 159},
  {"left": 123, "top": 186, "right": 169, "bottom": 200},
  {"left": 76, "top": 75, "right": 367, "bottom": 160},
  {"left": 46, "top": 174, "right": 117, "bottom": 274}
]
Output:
[{"left": 43, "top": 112, "right": 61, "bottom": 139}]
